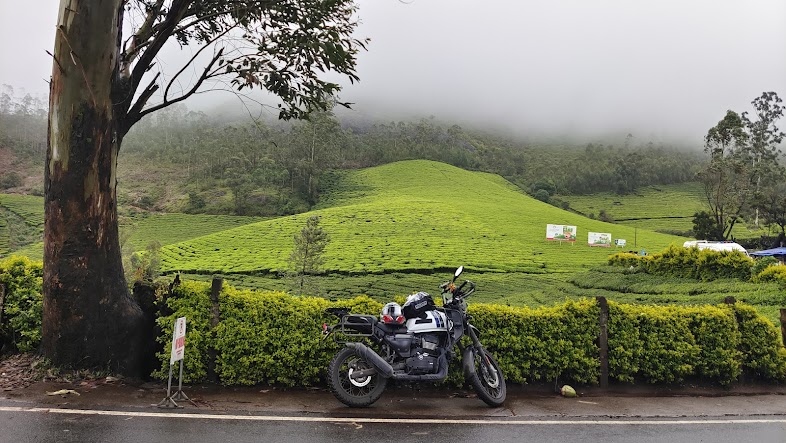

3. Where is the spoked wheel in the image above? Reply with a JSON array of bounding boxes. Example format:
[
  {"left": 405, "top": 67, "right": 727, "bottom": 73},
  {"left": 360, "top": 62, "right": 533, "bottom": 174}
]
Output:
[
  {"left": 327, "top": 347, "right": 387, "bottom": 407},
  {"left": 468, "top": 348, "right": 507, "bottom": 407}
]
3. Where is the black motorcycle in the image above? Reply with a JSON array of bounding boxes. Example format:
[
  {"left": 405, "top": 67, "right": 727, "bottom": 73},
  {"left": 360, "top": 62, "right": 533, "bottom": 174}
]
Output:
[{"left": 322, "top": 266, "right": 506, "bottom": 407}]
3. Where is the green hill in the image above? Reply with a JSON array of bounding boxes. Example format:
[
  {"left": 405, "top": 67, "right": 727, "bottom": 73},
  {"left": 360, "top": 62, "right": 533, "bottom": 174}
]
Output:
[{"left": 160, "top": 160, "right": 684, "bottom": 275}]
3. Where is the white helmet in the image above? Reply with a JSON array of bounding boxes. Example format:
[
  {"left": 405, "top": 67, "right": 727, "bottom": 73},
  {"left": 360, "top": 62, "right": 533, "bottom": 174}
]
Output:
[{"left": 380, "top": 302, "right": 405, "bottom": 324}]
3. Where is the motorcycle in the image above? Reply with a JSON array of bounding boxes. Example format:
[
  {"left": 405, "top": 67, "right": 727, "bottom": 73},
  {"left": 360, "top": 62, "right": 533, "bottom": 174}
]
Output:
[{"left": 322, "top": 266, "right": 506, "bottom": 407}]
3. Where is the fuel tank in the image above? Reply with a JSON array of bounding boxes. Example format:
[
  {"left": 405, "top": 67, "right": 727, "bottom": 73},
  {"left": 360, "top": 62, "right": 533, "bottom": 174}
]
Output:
[{"left": 406, "top": 310, "right": 448, "bottom": 333}]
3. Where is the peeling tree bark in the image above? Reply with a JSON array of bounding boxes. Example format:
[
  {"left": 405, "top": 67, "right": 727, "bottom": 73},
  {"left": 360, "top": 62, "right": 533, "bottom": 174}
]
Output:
[{"left": 44, "top": 0, "right": 145, "bottom": 375}]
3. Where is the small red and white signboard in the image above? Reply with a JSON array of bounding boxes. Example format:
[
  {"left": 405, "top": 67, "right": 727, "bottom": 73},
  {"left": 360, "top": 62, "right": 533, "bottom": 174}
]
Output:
[{"left": 170, "top": 317, "right": 186, "bottom": 364}]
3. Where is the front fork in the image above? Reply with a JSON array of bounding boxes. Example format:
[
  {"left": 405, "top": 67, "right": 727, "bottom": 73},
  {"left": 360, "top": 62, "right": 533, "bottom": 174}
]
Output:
[{"left": 461, "top": 322, "right": 499, "bottom": 379}]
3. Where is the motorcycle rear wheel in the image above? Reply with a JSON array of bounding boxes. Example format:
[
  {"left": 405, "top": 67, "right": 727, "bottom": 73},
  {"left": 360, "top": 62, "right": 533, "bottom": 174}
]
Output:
[
  {"left": 327, "top": 346, "right": 387, "bottom": 407},
  {"left": 468, "top": 349, "right": 507, "bottom": 407}
]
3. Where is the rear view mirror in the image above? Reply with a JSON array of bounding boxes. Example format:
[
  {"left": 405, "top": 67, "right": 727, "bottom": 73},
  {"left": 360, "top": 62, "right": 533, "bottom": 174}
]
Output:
[{"left": 454, "top": 266, "right": 464, "bottom": 280}]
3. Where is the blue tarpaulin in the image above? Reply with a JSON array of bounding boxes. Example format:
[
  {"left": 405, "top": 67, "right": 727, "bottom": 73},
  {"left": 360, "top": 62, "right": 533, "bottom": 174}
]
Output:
[{"left": 749, "top": 247, "right": 786, "bottom": 257}]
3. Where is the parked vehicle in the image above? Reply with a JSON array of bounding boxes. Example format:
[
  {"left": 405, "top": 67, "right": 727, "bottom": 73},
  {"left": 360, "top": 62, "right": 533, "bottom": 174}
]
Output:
[
  {"left": 683, "top": 240, "right": 748, "bottom": 255},
  {"left": 322, "top": 266, "right": 506, "bottom": 407}
]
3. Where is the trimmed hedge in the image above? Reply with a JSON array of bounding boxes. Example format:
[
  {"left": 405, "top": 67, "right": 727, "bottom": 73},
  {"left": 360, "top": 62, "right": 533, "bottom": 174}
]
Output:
[
  {"left": 1, "top": 254, "right": 783, "bottom": 387},
  {"left": 0, "top": 256, "right": 43, "bottom": 353},
  {"left": 156, "top": 281, "right": 786, "bottom": 386},
  {"left": 609, "top": 245, "right": 753, "bottom": 281}
]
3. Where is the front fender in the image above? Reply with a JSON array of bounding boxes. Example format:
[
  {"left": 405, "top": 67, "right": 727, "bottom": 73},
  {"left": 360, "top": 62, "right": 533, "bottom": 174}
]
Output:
[{"left": 462, "top": 347, "right": 475, "bottom": 378}]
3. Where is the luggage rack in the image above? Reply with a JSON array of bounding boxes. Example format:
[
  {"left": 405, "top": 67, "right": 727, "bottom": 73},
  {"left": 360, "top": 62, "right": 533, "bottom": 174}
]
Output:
[{"left": 324, "top": 307, "right": 376, "bottom": 342}]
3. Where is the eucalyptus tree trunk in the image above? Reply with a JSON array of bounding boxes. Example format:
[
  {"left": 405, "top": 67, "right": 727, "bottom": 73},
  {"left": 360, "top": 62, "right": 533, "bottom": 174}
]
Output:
[{"left": 43, "top": 0, "right": 145, "bottom": 374}]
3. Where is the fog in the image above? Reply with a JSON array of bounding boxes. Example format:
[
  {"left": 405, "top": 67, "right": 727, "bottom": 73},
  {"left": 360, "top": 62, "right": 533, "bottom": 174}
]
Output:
[{"left": 2, "top": 0, "right": 785, "bottom": 143}]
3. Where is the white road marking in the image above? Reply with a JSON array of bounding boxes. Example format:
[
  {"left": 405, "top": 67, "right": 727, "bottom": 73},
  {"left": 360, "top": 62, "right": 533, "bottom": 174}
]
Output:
[{"left": 0, "top": 406, "right": 785, "bottom": 426}]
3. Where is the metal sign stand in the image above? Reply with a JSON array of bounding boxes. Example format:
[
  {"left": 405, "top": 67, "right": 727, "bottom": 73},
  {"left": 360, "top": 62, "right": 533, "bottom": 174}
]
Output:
[
  {"left": 157, "top": 359, "right": 193, "bottom": 408},
  {"left": 158, "top": 317, "right": 193, "bottom": 408}
]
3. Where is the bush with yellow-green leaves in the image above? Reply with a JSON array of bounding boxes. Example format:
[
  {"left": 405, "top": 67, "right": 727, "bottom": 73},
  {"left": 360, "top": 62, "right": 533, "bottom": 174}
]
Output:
[
  {"left": 609, "top": 245, "right": 754, "bottom": 281},
  {"left": 0, "top": 256, "right": 43, "bottom": 353}
]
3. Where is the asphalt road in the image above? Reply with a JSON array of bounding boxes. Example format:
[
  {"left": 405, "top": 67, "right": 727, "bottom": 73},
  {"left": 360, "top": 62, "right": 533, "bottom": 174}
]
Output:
[{"left": 1, "top": 407, "right": 785, "bottom": 443}]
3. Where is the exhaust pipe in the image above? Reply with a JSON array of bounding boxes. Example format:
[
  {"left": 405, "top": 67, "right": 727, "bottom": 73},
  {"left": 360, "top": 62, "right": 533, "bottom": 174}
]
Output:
[
  {"left": 346, "top": 342, "right": 394, "bottom": 378},
  {"left": 345, "top": 343, "right": 451, "bottom": 382}
]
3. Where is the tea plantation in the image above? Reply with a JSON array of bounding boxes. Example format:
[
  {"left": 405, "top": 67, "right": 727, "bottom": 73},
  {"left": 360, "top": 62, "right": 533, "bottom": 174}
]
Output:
[
  {"left": 560, "top": 182, "right": 767, "bottom": 239},
  {"left": 0, "top": 195, "right": 265, "bottom": 260},
  {"left": 158, "top": 160, "right": 684, "bottom": 275}
]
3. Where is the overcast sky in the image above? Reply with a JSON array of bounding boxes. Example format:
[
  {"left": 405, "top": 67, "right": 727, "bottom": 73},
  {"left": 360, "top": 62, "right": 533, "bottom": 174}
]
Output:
[{"left": 1, "top": 0, "right": 785, "bottom": 142}]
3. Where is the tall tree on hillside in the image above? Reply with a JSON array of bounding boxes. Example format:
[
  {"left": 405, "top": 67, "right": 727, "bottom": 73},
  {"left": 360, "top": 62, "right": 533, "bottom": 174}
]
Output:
[
  {"left": 284, "top": 111, "right": 346, "bottom": 201},
  {"left": 698, "top": 92, "right": 785, "bottom": 240},
  {"left": 45, "top": 0, "right": 366, "bottom": 374},
  {"left": 754, "top": 182, "right": 786, "bottom": 238},
  {"left": 742, "top": 92, "right": 785, "bottom": 227},
  {"left": 698, "top": 110, "right": 751, "bottom": 240}
]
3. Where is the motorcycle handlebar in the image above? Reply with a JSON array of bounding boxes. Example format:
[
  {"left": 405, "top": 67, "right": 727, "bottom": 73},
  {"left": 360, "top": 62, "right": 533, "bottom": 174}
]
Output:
[{"left": 451, "top": 280, "right": 475, "bottom": 298}]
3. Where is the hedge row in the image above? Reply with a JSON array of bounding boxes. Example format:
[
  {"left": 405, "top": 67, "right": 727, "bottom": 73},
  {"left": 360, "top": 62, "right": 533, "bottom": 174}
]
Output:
[
  {"left": 609, "top": 245, "right": 754, "bottom": 281},
  {"left": 2, "top": 253, "right": 784, "bottom": 386},
  {"left": 156, "top": 280, "right": 786, "bottom": 386}
]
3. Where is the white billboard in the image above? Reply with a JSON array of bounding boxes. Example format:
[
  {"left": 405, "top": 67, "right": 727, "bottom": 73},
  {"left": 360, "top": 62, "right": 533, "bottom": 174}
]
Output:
[
  {"left": 546, "top": 224, "right": 577, "bottom": 242},
  {"left": 588, "top": 232, "right": 612, "bottom": 247}
]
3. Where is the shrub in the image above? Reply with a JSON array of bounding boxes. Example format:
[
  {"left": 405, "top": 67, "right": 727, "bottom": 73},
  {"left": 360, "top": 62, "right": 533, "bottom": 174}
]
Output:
[
  {"left": 0, "top": 172, "right": 23, "bottom": 190},
  {"left": 0, "top": 256, "right": 43, "bottom": 353},
  {"left": 751, "top": 257, "right": 779, "bottom": 279},
  {"left": 468, "top": 300, "right": 600, "bottom": 385},
  {"left": 608, "top": 303, "right": 742, "bottom": 384},
  {"left": 609, "top": 245, "right": 753, "bottom": 282},
  {"left": 754, "top": 264, "right": 786, "bottom": 286},
  {"left": 607, "top": 252, "right": 643, "bottom": 268},
  {"left": 154, "top": 281, "right": 381, "bottom": 385},
  {"left": 725, "top": 303, "right": 786, "bottom": 380}
]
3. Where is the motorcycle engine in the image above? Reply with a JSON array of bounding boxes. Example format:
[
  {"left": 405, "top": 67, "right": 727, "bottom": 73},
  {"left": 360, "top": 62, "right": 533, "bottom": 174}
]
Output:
[{"left": 405, "top": 334, "right": 444, "bottom": 374}]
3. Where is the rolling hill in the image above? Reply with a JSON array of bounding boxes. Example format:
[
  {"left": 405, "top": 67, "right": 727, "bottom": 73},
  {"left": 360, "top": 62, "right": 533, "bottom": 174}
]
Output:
[{"left": 159, "top": 160, "right": 685, "bottom": 275}]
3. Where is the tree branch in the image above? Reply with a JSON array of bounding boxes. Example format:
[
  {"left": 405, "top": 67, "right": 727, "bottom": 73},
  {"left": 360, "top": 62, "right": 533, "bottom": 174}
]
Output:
[
  {"left": 121, "top": 0, "right": 165, "bottom": 71},
  {"left": 122, "top": 72, "right": 160, "bottom": 136},
  {"left": 129, "top": 0, "right": 190, "bottom": 95},
  {"left": 132, "top": 49, "right": 223, "bottom": 125},
  {"left": 164, "top": 26, "right": 234, "bottom": 102}
]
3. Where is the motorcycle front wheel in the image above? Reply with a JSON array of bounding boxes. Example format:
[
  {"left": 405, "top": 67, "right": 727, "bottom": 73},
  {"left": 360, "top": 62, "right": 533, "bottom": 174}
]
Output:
[
  {"left": 468, "top": 349, "right": 507, "bottom": 407},
  {"left": 327, "top": 346, "right": 388, "bottom": 407}
]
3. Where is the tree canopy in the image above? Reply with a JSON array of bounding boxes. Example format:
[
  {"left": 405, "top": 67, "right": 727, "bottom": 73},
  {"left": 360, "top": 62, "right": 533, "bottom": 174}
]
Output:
[{"left": 698, "top": 92, "right": 785, "bottom": 240}]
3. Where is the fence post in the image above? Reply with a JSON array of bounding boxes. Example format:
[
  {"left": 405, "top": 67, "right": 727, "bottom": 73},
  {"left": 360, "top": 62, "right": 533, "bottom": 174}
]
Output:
[
  {"left": 207, "top": 277, "right": 223, "bottom": 382},
  {"left": 596, "top": 296, "right": 609, "bottom": 389},
  {"left": 0, "top": 283, "right": 5, "bottom": 325},
  {"left": 780, "top": 309, "right": 786, "bottom": 348}
]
